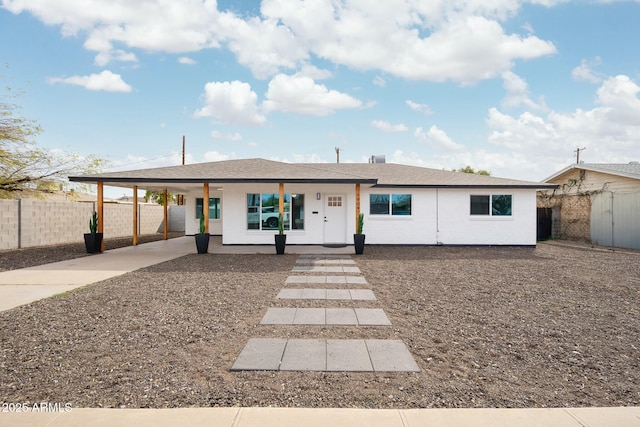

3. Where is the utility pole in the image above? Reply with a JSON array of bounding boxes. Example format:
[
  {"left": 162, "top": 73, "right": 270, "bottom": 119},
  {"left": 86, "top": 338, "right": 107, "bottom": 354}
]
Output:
[
  {"left": 182, "top": 135, "right": 186, "bottom": 166},
  {"left": 574, "top": 146, "right": 586, "bottom": 164},
  {"left": 335, "top": 147, "right": 341, "bottom": 164}
]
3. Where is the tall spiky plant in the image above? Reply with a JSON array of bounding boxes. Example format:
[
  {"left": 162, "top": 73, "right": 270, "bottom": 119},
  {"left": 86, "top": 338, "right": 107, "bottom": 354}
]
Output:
[
  {"left": 278, "top": 212, "right": 284, "bottom": 235},
  {"left": 89, "top": 211, "right": 98, "bottom": 234},
  {"left": 199, "top": 214, "right": 205, "bottom": 234}
]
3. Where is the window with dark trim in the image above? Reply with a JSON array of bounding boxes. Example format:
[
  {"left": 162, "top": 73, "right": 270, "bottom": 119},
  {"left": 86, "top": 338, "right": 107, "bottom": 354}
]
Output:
[
  {"left": 196, "top": 198, "right": 221, "bottom": 219},
  {"left": 369, "top": 194, "right": 412, "bottom": 216},
  {"left": 247, "top": 193, "right": 304, "bottom": 230},
  {"left": 470, "top": 194, "right": 512, "bottom": 216}
]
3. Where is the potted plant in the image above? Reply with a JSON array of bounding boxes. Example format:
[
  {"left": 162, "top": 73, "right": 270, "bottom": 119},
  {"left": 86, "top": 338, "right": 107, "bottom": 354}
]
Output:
[
  {"left": 194, "top": 215, "right": 210, "bottom": 254},
  {"left": 274, "top": 213, "right": 287, "bottom": 255},
  {"left": 354, "top": 213, "right": 365, "bottom": 255},
  {"left": 84, "top": 211, "right": 103, "bottom": 254}
]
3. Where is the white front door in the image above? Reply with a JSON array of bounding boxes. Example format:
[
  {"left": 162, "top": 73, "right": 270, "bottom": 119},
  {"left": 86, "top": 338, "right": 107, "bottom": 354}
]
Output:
[{"left": 323, "top": 194, "right": 347, "bottom": 244}]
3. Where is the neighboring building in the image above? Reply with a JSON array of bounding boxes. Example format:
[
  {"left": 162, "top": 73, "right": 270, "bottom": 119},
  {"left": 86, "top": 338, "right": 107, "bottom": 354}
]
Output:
[
  {"left": 70, "top": 158, "right": 554, "bottom": 246},
  {"left": 538, "top": 162, "right": 640, "bottom": 249}
]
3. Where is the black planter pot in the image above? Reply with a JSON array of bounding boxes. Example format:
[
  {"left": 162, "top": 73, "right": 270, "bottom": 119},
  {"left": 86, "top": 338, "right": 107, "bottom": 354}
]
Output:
[
  {"left": 84, "top": 233, "right": 103, "bottom": 254},
  {"left": 353, "top": 233, "right": 365, "bottom": 255},
  {"left": 195, "top": 233, "right": 210, "bottom": 254},
  {"left": 275, "top": 234, "right": 287, "bottom": 255}
]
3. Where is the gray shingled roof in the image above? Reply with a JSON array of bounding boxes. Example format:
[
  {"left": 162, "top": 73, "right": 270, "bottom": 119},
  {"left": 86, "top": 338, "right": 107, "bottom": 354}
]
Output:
[
  {"left": 544, "top": 162, "right": 640, "bottom": 182},
  {"left": 299, "top": 163, "right": 549, "bottom": 188},
  {"left": 70, "top": 158, "right": 553, "bottom": 188},
  {"left": 70, "top": 159, "right": 376, "bottom": 184},
  {"left": 580, "top": 163, "right": 640, "bottom": 179}
]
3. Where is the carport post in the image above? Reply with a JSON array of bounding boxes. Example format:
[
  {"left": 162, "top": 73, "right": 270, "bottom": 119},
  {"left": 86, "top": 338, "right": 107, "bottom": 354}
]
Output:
[
  {"left": 163, "top": 188, "right": 168, "bottom": 240},
  {"left": 97, "top": 181, "right": 104, "bottom": 252},
  {"left": 355, "top": 183, "right": 361, "bottom": 231},
  {"left": 278, "top": 182, "right": 284, "bottom": 219},
  {"left": 133, "top": 185, "right": 138, "bottom": 246},
  {"left": 203, "top": 183, "right": 210, "bottom": 233}
]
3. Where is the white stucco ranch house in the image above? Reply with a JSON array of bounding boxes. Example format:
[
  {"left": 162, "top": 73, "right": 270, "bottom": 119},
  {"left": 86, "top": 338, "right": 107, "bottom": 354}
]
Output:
[{"left": 70, "top": 158, "right": 555, "bottom": 246}]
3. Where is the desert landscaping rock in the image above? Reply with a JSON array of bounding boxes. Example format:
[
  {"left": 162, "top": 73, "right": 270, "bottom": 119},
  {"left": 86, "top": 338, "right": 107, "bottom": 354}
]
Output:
[{"left": 0, "top": 243, "right": 639, "bottom": 408}]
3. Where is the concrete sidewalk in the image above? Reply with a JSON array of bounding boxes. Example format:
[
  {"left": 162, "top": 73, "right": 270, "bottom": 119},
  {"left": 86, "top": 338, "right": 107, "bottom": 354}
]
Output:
[{"left": 1, "top": 406, "right": 639, "bottom": 427}]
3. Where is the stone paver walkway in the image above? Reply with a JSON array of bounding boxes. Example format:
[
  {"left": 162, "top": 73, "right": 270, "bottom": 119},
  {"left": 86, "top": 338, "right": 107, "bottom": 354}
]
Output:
[
  {"left": 259, "top": 307, "right": 391, "bottom": 325},
  {"left": 277, "top": 288, "right": 376, "bottom": 300},
  {"left": 295, "top": 259, "right": 356, "bottom": 265},
  {"left": 291, "top": 265, "right": 362, "bottom": 273},
  {"left": 231, "top": 254, "right": 420, "bottom": 372},
  {"left": 286, "top": 275, "right": 367, "bottom": 284},
  {"left": 231, "top": 338, "right": 420, "bottom": 372}
]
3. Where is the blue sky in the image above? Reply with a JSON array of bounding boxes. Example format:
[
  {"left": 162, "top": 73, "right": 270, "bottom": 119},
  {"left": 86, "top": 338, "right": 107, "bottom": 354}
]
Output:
[{"left": 2, "top": 0, "right": 640, "bottom": 198}]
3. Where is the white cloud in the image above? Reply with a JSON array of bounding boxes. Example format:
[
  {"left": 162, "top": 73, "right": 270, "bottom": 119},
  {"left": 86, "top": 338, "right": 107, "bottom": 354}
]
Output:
[
  {"left": 263, "top": 74, "right": 362, "bottom": 116},
  {"left": 373, "top": 76, "right": 386, "bottom": 87},
  {"left": 278, "top": 153, "right": 327, "bottom": 163},
  {"left": 262, "top": 1, "right": 557, "bottom": 84},
  {"left": 194, "top": 80, "right": 266, "bottom": 126},
  {"left": 595, "top": 75, "right": 640, "bottom": 125},
  {"left": 297, "top": 64, "right": 333, "bottom": 80},
  {"left": 371, "top": 120, "right": 408, "bottom": 132},
  {"left": 47, "top": 70, "right": 132, "bottom": 92},
  {"left": 211, "top": 130, "right": 242, "bottom": 141},
  {"left": 486, "top": 74, "right": 640, "bottom": 177},
  {"left": 385, "top": 75, "right": 640, "bottom": 183},
  {"left": 501, "top": 71, "right": 546, "bottom": 110},
  {"left": 203, "top": 151, "right": 233, "bottom": 162},
  {"left": 109, "top": 151, "right": 194, "bottom": 171},
  {"left": 406, "top": 100, "right": 433, "bottom": 115},
  {"left": 572, "top": 57, "right": 603, "bottom": 83},
  {"left": 5, "top": 0, "right": 225, "bottom": 66},
  {"left": 414, "top": 125, "right": 465, "bottom": 152},
  {"left": 220, "top": 15, "right": 308, "bottom": 79},
  {"left": 6, "top": 0, "right": 557, "bottom": 82},
  {"left": 178, "top": 56, "right": 197, "bottom": 65},
  {"left": 93, "top": 49, "right": 138, "bottom": 67}
]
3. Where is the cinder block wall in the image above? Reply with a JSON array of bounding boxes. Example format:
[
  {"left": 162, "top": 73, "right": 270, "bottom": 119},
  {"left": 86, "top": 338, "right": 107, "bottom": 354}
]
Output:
[
  {"left": 0, "top": 200, "right": 19, "bottom": 250},
  {"left": 0, "top": 199, "right": 183, "bottom": 250},
  {"left": 139, "top": 204, "right": 165, "bottom": 234},
  {"left": 20, "top": 200, "right": 94, "bottom": 248},
  {"left": 537, "top": 194, "right": 591, "bottom": 241},
  {"left": 103, "top": 203, "right": 166, "bottom": 236},
  {"left": 103, "top": 203, "right": 132, "bottom": 236}
]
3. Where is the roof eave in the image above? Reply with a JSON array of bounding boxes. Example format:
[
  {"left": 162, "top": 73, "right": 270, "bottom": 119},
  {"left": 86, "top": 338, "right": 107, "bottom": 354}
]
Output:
[
  {"left": 68, "top": 177, "right": 378, "bottom": 185},
  {"left": 372, "top": 184, "right": 558, "bottom": 190}
]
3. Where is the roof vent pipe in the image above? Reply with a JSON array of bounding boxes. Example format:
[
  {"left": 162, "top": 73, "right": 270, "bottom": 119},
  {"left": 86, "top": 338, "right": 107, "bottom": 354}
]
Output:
[{"left": 369, "top": 155, "right": 386, "bottom": 164}]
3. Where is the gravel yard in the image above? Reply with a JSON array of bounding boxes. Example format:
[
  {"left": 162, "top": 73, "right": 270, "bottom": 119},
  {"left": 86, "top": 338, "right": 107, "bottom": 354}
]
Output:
[{"left": 0, "top": 242, "right": 638, "bottom": 409}]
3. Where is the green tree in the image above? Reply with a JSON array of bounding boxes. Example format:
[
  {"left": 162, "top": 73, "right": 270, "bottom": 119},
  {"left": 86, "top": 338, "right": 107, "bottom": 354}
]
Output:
[
  {"left": 455, "top": 166, "right": 491, "bottom": 176},
  {"left": 144, "top": 190, "right": 175, "bottom": 206},
  {"left": 1, "top": 76, "right": 104, "bottom": 198}
]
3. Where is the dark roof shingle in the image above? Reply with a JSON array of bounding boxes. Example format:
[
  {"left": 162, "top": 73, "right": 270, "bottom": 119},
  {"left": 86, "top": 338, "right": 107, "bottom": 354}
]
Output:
[{"left": 70, "top": 158, "right": 553, "bottom": 188}]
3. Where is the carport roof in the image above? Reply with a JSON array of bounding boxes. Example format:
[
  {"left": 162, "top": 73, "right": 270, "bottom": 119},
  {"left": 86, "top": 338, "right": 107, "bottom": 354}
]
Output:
[{"left": 69, "top": 158, "right": 555, "bottom": 190}]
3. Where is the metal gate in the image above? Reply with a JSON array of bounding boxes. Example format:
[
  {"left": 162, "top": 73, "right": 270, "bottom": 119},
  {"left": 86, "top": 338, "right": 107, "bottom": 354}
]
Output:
[
  {"left": 537, "top": 208, "right": 552, "bottom": 240},
  {"left": 591, "top": 191, "right": 640, "bottom": 250}
]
